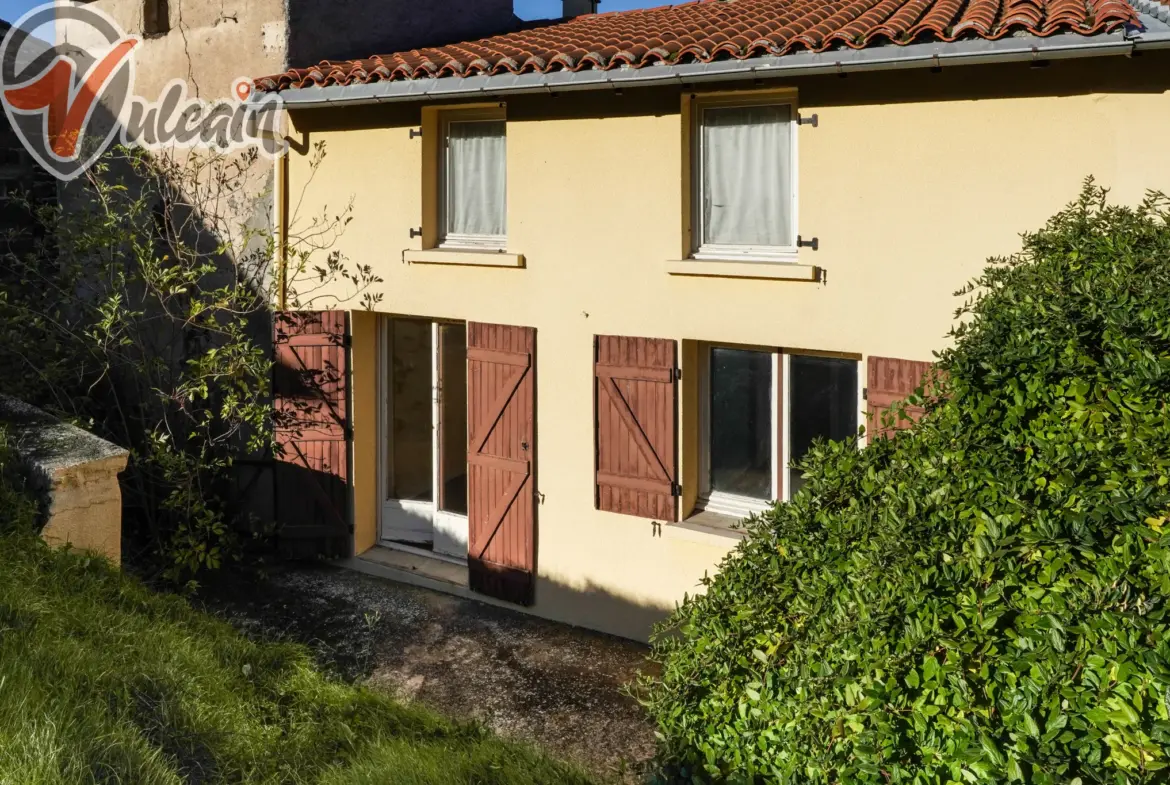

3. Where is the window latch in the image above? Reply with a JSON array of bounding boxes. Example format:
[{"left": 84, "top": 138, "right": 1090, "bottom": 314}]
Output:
[
  {"left": 410, "top": 227, "right": 423, "bottom": 239},
  {"left": 797, "top": 235, "right": 820, "bottom": 251},
  {"left": 409, "top": 128, "right": 423, "bottom": 139},
  {"left": 798, "top": 113, "right": 819, "bottom": 128}
]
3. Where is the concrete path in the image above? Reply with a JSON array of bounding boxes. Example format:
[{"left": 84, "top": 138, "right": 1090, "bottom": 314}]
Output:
[{"left": 199, "top": 565, "right": 659, "bottom": 781}]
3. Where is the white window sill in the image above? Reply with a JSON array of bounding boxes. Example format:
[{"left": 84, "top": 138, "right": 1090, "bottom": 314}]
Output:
[
  {"left": 663, "top": 511, "right": 747, "bottom": 545},
  {"left": 666, "top": 259, "right": 819, "bottom": 281},
  {"left": 405, "top": 249, "right": 525, "bottom": 268}
]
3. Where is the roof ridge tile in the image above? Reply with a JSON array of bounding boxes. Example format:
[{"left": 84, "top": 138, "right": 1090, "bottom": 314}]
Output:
[{"left": 256, "top": 0, "right": 1139, "bottom": 92}]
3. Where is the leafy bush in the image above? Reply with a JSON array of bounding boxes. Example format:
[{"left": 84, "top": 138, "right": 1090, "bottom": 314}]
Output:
[
  {"left": 0, "top": 145, "right": 379, "bottom": 581},
  {"left": 640, "top": 183, "right": 1170, "bottom": 784}
]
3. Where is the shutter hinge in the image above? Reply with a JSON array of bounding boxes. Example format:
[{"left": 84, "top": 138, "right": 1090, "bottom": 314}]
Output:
[
  {"left": 672, "top": 482, "right": 682, "bottom": 498},
  {"left": 674, "top": 368, "right": 682, "bottom": 382},
  {"left": 409, "top": 128, "right": 423, "bottom": 139},
  {"left": 342, "top": 333, "right": 352, "bottom": 348},
  {"left": 798, "top": 113, "right": 819, "bottom": 127},
  {"left": 862, "top": 387, "right": 869, "bottom": 401}
]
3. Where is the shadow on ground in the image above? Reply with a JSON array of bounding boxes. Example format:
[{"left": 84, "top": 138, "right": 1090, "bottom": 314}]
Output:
[{"left": 197, "top": 565, "right": 660, "bottom": 780}]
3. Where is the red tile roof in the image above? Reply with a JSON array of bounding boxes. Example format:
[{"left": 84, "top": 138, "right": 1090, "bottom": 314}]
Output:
[{"left": 255, "top": 0, "right": 1139, "bottom": 92}]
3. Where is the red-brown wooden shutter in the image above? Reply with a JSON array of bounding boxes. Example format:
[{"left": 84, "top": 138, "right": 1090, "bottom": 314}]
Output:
[
  {"left": 867, "top": 356, "right": 933, "bottom": 440},
  {"left": 273, "top": 311, "right": 351, "bottom": 558},
  {"left": 467, "top": 322, "right": 536, "bottom": 606},
  {"left": 594, "top": 336, "right": 679, "bottom": 522}
]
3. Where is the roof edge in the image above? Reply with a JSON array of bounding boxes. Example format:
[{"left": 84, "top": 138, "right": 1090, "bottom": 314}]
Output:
[{"left": 259, "top": 26, "right": 1170, "bottom": 110}]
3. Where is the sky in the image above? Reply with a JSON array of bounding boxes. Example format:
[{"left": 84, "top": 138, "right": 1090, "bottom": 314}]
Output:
[
  {"left": 515, "top": 0, "right": 667, "bottom": 18},
  {"left": 0, "top": 0, "right": 41, "bottom": 25}
]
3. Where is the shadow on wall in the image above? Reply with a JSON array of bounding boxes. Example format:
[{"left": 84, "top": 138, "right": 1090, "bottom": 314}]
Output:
[
  {"left": 533, "top": 575, "right": 679, "bottom": 643},
  {"left": 271, "top": 311, "right": 353, "bottom": 559},
  {"left": 0, "top": 82, "right": 294, "bottom": 562}
]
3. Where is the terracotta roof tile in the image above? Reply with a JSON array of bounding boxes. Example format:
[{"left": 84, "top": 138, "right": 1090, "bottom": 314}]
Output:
[{"left": 254, "top": 0, "right": 1139, "bottom": 92}]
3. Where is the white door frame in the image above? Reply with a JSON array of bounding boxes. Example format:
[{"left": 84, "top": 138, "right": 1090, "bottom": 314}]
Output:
[
  {"left": 433, "top": 322, "right": 470, "bottom": 560},
  {"left": 378, "top": 318, "right": 469, "bottom": 564}
]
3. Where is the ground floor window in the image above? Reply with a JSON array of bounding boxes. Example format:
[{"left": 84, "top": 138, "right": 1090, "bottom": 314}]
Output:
[
  {"left": 698, "top": 345, "right": 859, "bottom": 517},
  {"left": 787, "top": 354, "right": 859, "bottom": 497},
  {"left": 380, "top": 317, "right": 469, "bottom": 561}
]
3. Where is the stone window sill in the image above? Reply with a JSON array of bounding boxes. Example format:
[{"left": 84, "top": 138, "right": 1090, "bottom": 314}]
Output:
[
  {"left": 405, "top": 249, "right": 525, "bottom": 268},
  {"left": 663, "top": 510, "right": 747, "bottom": 546},
  {"left": 666, "top": 259, "right": 820, "bottom": 281}
]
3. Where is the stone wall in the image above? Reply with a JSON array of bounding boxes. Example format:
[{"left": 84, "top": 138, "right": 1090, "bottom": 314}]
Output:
[{"left": 0, "top": 396, "right": 128, "bottom": 564}]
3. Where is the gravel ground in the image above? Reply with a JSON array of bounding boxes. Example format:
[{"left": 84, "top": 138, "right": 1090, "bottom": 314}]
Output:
[{"left": 198, "top": 564, "right": 659, "bottom": 781}]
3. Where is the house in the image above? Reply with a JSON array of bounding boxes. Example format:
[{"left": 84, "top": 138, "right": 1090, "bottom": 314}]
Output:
[{"left": 253, "top": 0, "right": 1170, "bottom": 641}]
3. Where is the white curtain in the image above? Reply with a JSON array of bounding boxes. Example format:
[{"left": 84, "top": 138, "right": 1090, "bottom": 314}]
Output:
[
  {"left": 446, "top": 120, "right": 506, "bottom": 240},
  {"left": 701, "top": 104, "right": 792, "bottom": 249}
]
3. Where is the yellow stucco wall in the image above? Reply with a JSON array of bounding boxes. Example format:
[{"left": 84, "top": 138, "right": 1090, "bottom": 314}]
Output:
[{"left": 284, "top": 54, "right": 1170, "bottom": 640}]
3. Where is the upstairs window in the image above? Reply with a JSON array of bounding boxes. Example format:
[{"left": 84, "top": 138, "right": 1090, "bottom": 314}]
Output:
[
  {"left": 693, "top": 96, "right": 797, "bottom": 261},
  {"left": 440, "top": 109, "right": 507, "bottom": 250},
  {"left": 144, "top": 0, "right": 170, "bottom": 35}
]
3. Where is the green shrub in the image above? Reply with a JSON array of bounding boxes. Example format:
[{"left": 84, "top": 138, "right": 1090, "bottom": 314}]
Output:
[{"left": 640, "top": 183, "right": 1170, "bottom": 784}]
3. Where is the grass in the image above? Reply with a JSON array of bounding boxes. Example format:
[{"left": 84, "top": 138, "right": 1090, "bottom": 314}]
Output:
[{"left": 0, "top": 435, "right": 598, "bottom": 785}]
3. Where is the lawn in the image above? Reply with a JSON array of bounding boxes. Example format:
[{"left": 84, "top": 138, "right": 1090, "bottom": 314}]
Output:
[{"left": 0, "top": 437, "right": 598, "bottom": 785}]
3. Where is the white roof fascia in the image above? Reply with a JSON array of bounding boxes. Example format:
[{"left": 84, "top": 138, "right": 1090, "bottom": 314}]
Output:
[{"left": 260, "top": 26, "right": 1170, "bottom": 110}]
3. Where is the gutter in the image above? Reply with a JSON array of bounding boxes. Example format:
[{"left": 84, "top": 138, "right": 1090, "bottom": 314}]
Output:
[{"left": 258, "top": 17, "right": 1170, "bottom": 110}]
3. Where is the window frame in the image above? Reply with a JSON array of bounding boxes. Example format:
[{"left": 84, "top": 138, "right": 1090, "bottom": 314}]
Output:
[
  {"left": 696, "top": 345, "right": 860, "bottom": 518},
  {"left": 784, "top": 352, "right": 865, "bottom": 499},
  {"left": 438, "top": 107, "right": 508, "bottom": 252},
  {"left": 690, "top": 93, "right": 800, "bottom": 263},
  {"left": 697, "top": 344, "right": 781, "bottom": 519}
]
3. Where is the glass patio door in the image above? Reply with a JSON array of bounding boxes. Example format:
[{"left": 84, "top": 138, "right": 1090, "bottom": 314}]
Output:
[{"left": 380, "top": 318, "right": 469, "bottom": 560}]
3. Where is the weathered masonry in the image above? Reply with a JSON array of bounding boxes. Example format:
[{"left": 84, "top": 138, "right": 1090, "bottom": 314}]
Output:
[{"left": 0, "top": 396, "right": 128, "bottom": 564}]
